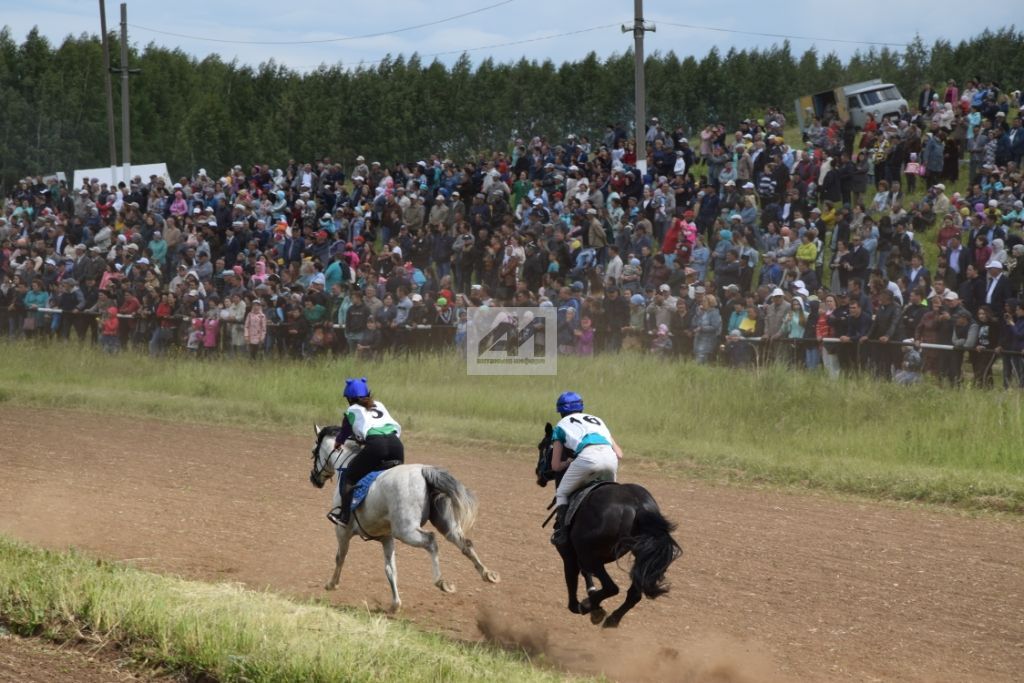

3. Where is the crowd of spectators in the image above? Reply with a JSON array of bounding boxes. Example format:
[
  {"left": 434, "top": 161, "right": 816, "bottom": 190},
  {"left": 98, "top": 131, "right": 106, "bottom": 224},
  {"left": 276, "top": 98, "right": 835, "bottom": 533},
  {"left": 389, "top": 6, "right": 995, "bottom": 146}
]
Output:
[{"left": 2, "top": 78, "right": 1024, "bottom": 386}]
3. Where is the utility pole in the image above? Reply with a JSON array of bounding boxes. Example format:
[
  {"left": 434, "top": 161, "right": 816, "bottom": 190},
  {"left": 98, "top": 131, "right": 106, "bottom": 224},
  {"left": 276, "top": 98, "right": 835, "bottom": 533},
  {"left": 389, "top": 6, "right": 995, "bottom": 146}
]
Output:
[
  {"left": 622, "top": 0, "right": 655, "bottom": 172},
  {"left": 99, "top": 0, "right": 117, "bottom": 184},
  {"left": 119, "top": 3, "right": 132, "bottom": 185}
]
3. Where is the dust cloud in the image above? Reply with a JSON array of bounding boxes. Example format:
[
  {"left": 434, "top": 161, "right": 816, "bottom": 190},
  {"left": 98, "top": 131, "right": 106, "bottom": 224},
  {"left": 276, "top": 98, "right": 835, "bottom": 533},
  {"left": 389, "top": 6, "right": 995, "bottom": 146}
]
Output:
[{"left": 476, "top": 605, "right": 786, "bottom": 682}]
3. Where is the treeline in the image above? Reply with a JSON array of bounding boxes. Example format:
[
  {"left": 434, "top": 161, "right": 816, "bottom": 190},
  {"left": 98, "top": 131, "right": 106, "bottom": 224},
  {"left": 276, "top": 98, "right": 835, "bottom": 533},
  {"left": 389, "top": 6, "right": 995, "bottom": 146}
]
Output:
[{"left": 1, "top": 26, "right": 1022, "bottom": 185}]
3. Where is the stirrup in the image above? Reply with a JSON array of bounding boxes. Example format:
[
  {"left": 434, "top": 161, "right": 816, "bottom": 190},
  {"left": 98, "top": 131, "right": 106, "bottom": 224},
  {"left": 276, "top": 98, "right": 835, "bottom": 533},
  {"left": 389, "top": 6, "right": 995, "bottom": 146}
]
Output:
[{"left": 327, "top": 507, "right": 349, "bottom": 527}]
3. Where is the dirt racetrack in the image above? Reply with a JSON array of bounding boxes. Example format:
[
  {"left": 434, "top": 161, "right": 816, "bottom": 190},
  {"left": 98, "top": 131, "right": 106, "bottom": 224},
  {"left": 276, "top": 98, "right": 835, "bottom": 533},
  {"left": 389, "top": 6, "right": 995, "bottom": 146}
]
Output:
[{"left": 1, "top": 407, "right": 1022, "bottom": 682}]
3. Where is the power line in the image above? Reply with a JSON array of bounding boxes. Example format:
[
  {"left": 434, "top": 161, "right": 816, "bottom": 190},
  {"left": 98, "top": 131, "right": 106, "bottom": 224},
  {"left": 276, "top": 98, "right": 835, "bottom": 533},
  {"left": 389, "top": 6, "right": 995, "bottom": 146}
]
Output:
[
  {"left": 129, "top": 0, "right": 516, "bottom": 45},
  {"left": 654, "top": 19, "right": 910, "bottom": 48},
  {"left": 292, "top": 23, "right": 621, "bottom": 70}
]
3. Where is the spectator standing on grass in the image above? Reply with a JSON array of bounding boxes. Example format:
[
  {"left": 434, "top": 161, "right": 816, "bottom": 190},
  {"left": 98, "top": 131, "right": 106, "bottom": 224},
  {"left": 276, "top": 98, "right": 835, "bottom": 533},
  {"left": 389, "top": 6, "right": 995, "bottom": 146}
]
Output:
[
  {"left": 692, "top": 294, "right": 721, "bottom": 364},
  {"left": 202, "top": 308, "right": 220, "bottom": 357},
  {"left": 244, "top": 300, "right": 267, "bottom": 359},
  {"left": 99, "top": 305, "right": 119, "bottom": 353}
]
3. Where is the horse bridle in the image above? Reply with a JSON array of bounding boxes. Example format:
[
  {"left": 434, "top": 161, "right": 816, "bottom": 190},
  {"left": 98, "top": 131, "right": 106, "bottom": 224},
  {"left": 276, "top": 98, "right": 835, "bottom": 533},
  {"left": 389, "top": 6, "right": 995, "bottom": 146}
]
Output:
[{"left": 310, "top": 426, "right": 342, "bottom": 487}]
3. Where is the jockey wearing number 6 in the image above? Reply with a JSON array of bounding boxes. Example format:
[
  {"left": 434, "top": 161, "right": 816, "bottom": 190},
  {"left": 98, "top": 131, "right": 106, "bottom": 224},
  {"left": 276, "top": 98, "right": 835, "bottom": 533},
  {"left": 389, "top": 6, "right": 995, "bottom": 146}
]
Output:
[
  {"left": 327, "top": 377, "right": 405, "bottom": 527},
  {"left": 549, "top": 391, "right": 623, "bottom": 546}
]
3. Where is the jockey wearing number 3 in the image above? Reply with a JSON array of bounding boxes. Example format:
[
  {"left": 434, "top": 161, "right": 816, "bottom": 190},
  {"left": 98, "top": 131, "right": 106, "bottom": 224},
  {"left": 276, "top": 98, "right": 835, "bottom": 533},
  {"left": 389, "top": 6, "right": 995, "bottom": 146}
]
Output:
[
  {"left": 327, "top": 377, "right": 405, "bottom": 527},
  {"left": 549, "top": 391, "right": 622, "bottom": 546}
]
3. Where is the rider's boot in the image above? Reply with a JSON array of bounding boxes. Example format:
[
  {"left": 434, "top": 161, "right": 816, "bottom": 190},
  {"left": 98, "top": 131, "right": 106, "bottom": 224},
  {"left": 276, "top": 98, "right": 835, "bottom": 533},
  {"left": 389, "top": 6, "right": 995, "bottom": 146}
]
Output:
[
  {"left": 328, "top": 481, "right": 356, "bottom": 527},
  {"left": 550, "top": 505, "right": 569, "bottom": 546}
]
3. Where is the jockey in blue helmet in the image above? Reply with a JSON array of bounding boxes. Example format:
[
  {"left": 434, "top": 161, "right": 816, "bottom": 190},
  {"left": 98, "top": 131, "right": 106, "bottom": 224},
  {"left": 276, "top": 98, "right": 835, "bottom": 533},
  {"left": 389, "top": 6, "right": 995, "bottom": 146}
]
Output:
[
  {"left": 327, "top": 377, "right": 405, "bottom": 526},
  {"left": 548, "top": 391, "right": 622, "bottom": 546}
]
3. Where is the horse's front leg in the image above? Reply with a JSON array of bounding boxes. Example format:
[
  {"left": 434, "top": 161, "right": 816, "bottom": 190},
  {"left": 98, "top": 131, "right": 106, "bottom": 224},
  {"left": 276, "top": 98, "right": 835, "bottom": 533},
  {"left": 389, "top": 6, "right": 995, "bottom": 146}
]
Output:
[
  {"left": 325, "top": 522, "right": 354, "bottom": 590},
  {"left": 558, "top": 545, "right": 583, "bottom": 614},
  {"left": 381, "top": 536, "right": 401, "bottom": 612}
]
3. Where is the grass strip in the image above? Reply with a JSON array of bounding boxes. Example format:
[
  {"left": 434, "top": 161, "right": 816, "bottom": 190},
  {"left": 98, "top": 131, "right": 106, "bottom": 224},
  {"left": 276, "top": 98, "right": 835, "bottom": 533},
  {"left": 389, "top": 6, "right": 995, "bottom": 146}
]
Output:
[
  {"left": 1, "top": 342, "right": 1021, "bottom": 512},
  {"left": 0, "top": 536, "right": 573, "bottom": 682}
]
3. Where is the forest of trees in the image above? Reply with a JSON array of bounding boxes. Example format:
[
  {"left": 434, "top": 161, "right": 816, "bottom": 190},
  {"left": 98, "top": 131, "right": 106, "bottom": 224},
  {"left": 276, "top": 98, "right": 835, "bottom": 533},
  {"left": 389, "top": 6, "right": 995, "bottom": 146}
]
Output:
[{"left": 1, "top": 26, "right": 1021, "bottom": 187}]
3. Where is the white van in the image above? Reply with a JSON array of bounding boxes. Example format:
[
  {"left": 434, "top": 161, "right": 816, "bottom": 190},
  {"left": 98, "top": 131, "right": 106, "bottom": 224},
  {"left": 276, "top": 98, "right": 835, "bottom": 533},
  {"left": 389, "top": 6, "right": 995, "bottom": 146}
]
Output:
[{"left": 795, "top": 79, "right": 909, "bottom": 130}]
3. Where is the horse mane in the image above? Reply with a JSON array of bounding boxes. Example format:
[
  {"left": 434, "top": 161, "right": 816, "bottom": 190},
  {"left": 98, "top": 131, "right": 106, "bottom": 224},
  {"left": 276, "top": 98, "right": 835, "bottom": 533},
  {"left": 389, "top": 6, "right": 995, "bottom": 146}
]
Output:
[{"left": 316, "top": 425, "right": 343, "bottom": 451}]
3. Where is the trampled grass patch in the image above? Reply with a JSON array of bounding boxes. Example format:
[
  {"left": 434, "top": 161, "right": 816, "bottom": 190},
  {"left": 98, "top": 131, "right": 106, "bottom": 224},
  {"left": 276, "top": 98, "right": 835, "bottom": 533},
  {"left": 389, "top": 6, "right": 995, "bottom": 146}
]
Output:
[
  {"left": 0, "top": 536, "right": 574, "bottom": 682},
  {"left": 1, "top": 342, "right": 1022, "bottom": 511}
]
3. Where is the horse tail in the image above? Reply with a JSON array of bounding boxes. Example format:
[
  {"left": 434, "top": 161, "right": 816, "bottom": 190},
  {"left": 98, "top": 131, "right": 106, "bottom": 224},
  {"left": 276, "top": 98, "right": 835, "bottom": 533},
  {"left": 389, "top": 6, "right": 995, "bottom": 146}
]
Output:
[
  {"left": 630, "top": 506, "right": 682, "bottom": 599},
  {"left": 421, "top": 467, "right": 478, "bottom": 536}
]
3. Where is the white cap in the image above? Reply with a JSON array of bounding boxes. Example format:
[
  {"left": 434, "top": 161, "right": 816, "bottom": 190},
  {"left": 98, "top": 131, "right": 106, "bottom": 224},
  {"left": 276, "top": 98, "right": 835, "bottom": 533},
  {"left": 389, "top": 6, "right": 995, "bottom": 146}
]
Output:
[
  {"left": 411, "top": 293, "right": 423, "bottom": 302},
  {"left": 658, "top": 284, "right": 670, "bottom": 292},
  {"left": 742, "top": 182, "right": 755, "bottom": 190},
  {"left": 943, "top": 289, "right": 959, "bottom": 301},
  {"left": 985, "top": 260, "right": 1004, "bottom": 270},
  {"left": 137, "top": 257, "right": 150, "bottom": 265},
  {"left": 770, "top": 287, "right": 785, "bottom": 297}
]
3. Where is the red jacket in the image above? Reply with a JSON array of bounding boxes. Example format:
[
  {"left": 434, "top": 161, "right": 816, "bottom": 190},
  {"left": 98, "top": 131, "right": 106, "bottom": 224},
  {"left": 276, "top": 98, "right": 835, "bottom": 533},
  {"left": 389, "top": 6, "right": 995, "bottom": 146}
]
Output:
[
  {"left": 662, "top": 220, "right": 683, "bottom": 254},
  {"left": 101, "top": 307, "right": 119, "bottom": 336}
]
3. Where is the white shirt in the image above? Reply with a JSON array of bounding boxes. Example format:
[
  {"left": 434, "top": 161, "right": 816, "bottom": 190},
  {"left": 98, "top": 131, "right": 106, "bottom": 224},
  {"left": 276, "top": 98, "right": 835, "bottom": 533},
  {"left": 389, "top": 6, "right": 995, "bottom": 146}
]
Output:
[
  {"left": 345, "top": 401, "right": 401, "bottom": 440},
  {"left": 986, "top": 275, "right": 1003, "bottom": 305},
  {"left": 605, "top": 255, "right": 623, "bottom": 285},
  {"left": 552, "top": 413, "right": 613, "bottom": 452}
]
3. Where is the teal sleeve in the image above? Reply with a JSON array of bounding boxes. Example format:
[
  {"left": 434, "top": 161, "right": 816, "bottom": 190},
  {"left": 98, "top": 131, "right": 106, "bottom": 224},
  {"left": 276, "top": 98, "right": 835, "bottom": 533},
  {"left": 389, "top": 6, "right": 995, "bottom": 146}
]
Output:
[{"left": 551, "top": 425, "right": 566, "bottom": 443}]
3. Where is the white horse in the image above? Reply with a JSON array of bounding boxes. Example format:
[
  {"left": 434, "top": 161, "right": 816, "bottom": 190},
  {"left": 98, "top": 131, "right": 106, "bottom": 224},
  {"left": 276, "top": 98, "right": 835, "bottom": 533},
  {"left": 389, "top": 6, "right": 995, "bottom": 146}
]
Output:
[{"left": 309, "top": 424, "right": 500, "bottom": 611}]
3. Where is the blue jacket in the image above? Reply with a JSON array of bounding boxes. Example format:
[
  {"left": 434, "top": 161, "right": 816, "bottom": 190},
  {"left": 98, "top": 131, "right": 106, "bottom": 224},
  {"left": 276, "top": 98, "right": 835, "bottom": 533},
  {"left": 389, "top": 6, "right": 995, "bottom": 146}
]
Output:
[{"left": 923, "top": 136, "right": 944, "bottom": 172}]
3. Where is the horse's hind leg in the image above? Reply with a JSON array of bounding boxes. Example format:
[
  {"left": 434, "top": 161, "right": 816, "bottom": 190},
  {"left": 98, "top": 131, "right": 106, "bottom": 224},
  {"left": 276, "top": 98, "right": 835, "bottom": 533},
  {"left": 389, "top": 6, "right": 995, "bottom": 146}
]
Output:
[
  {"left": 399, "top": 526, "right": 455, "bottom": 594},
  {"left": 381, "top": 536, "right": 401, "bottom": 612},
  {"left": 325, "top": 523, "right": 354, "bottom": 591},
  {"left": 602, "top": 582, "right": 642, "bottom": 629},
  {"left": 437, "top": 526, "right": 500, "bottom": 584},
  {"left": 429, "top": 501, "right": 499, "bottom": 584},
  {"left": 580, "top": 566, "right": 620, "bottom": 626}
]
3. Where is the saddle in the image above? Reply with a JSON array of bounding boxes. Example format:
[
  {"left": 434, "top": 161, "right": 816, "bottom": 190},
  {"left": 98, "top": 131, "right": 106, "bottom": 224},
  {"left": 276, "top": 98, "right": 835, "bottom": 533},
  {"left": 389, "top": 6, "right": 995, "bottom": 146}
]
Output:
[
  {"left": 565, "top": 480, "right": 615, "bottom": 529},
  {"left": 349, "top": 470, "right": 384, "bottom": 512},
  {"left": 347, "top": 461, "right": 402, "bottom": 511}
]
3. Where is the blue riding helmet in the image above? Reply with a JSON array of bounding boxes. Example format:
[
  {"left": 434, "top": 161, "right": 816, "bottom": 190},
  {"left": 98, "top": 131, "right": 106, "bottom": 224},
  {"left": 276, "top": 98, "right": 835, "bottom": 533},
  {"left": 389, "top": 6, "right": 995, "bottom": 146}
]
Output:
[
  {"left": 556, "top": 391, "right": 584, "bottom": 416},
  {"left": 343, "top": 377, "right": 371, "bottom": 400}
]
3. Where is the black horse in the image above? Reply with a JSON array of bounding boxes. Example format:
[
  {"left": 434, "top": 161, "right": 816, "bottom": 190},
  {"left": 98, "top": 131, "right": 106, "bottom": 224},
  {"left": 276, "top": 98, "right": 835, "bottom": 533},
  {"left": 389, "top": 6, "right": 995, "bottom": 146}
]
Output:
[{"left": 536, "top": 423, "right": 682, "bottom": 628}]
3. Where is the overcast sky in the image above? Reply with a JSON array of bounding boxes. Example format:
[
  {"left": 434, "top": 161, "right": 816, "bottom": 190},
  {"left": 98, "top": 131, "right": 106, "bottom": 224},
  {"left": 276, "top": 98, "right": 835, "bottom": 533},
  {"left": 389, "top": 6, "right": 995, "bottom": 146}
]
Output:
[{"left": 1, "top": 0, "right": 1017, "bottom": 72}]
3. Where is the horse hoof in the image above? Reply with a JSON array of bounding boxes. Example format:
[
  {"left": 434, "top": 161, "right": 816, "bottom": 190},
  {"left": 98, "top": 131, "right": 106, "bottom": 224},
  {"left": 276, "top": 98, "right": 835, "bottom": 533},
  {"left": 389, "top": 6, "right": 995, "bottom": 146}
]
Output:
[
  {"left": 579, "top": 598, "right": 592, "bottom": 614},
  {"left": 436, "top": 579, "right": 456, "bottom": 594},
  {"left": 390, "top": 602, "right": 402, "bottom": 613},
  {"left": 483, "top": 570, "right": 500, "bottom": 584},
  {"left": 568, "top": 603, "right": 583, "bottom": 615},
  {"left": 589, "top": 607, "right": 607, "bottom": 625},
  {"left": 602, "top": 616, "right": 620, "bottom": 629},
  {"left": 324, "top": 582, "right": 337, "bottom": 591}
]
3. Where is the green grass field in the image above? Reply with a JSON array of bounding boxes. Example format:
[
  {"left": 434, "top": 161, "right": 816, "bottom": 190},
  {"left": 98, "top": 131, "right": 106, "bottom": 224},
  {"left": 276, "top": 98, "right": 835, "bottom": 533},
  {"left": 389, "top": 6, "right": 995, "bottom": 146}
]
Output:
[
  {"left": 0, "top": 536, "right": 573, "bottom": 682},
  {"left": 1, "top": 342, "right": 1021, "bottom": 512}
]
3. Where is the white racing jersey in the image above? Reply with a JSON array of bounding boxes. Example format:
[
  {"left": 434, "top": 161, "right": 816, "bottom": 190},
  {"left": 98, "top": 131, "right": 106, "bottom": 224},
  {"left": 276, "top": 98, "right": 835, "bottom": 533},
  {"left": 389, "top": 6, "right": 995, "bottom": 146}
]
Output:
[
  {"left": 552, "top": 412, "right": 613, "bottom": 453},
  {"left": 345, "top": 401, "right": 401, "bottom": 441}
]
